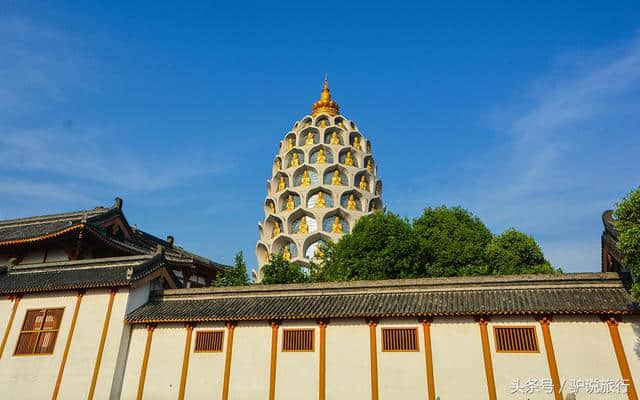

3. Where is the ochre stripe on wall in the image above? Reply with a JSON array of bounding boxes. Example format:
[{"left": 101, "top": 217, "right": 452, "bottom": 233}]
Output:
[
  {"left": 268, "top": 321, "right": 279, "bottom": 400},
  {"left": 318, "top": 320, "right": 328, "bottom": 400},
  {"left": 178, "top": 323, "right": 195, "bottom": 400},
  {"left": 0, "top": 295, "right": 21, "bottom": 359},
  {"left": 52, "top": 290, "right": 84, "bottom": 400},
  {"left": 476, "top": 317, "right": 497, "bottom": 400},
  {"left": 537, "top": 316, "right": 563, "bottom": 400},
  {"left": 136, "top": 324, "right": 156, "bottom": 400},
  {"left": 419, "top": 318, "right": 436, "bottom": 400},
  {"left": 367, "top": 319, "right": 379, "bottom": 400},
  {"left": 88, "top": 288, "right": 117, "bottom": 400},
  {"left": 605, "top": 316, "right": 638, "bottom": 400},
  {"left": 222, "top": 322, "right": 236, "bottom": 400}
]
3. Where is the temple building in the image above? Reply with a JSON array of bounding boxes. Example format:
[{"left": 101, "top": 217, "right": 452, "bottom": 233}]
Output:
[
  {"left": 0, "top": 85, "right": 639, "bottom": 400},
  {"left": 256, "top": 78, "right": 383, "bottom": 279}
]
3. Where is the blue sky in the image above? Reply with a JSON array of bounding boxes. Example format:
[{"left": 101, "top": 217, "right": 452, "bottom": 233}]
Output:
[{"left": 1, "top": 2, "right": 639, "bottom": 274}]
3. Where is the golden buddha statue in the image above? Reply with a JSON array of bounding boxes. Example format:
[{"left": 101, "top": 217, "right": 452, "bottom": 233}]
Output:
[
  {"left": 298, "top": 216, "right": 308, "bottom": 233},
  {"left": 338, "top": 121, "right": 344, "bottom": 128},
  {"left": 347, "top": 194, "right": 357, "bottom": 210},
  {"left": 330, "top": 132, "right": 340, "bottom": 145},
  {"left": 273, "top": 221, "right": 281, "bottom": 236},
  {"left": 331, "top": 170, "right": 342, "bottom": 185},
  {"left": 314, "top": 245, "right": 324, "bottom": 259},
  {"left": 268, "top": 201, "right": 275, "bottom": 213},
  {"left": 305, "top": 132, "right": 315, "bottom": 146},
  {"left": 278, "top": 176, "right": 286, "bottom": 192},
  {"left": 317, "top": 148, "right": 327, "bottom": 164},
  {"left": 352, "top": 136, "right": 361, "bottom": 151},
  {"left": 286, "top": 195, "right": 295, "bottom": 211},
  {"left": 315, "top": 192, "right": 326, "bottom": 208},
  {"left": 287, "top": 137, "right": 294, "bottom": 151},
  {"left": 275, "top": 158, "right": 282, "bottom": 171},
  {"left": 359, "top": 176, "right": 368, "bottom": 191},
  {"left": 301, "top": 170, "right": 311, "bottom": 186},
  {"left": 331, "top": 216, "right": 343, "bottom": 233},
  {"left": 366, "top": 159, "right": 373, "bottom": 172},
  {"left": 282, "top": 245, "right": 291, "bottom": 261},
  {"left": 344, "top": 151, "right": 354, "bottom": 166},
  {"left": 290, "top": 153, "right": 300, "bottom": 167},
  {"left": 320, "top": 120, "right": 327, "bottom": 128}
]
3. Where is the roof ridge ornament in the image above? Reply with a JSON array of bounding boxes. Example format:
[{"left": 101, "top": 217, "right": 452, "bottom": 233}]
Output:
[{"left": 311, "top": 76, "right": 340, "bottom": 117}]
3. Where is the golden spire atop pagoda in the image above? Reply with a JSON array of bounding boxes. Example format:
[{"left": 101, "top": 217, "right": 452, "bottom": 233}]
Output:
[{"left": 311, "top": 75, "right": 340, "bottom": 116}]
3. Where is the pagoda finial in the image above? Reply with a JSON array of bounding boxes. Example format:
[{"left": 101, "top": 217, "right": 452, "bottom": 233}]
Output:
[{"left": 312, "top": 76, "right": 339, "bottom": 117}]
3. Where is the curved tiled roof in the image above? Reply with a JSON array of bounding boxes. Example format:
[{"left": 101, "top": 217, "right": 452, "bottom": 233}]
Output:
[{"left": 126, "top": 273, "right": 639, "bottom": 323}]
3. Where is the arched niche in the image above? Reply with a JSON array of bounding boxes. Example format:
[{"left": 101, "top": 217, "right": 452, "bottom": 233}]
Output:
[
  {"left": 256, "top": 243, "right": 270, "bottom": 265},
  {"left": 293, "top": 165, "right": 320, "bottom": 187},
  {"left": 322, "top": 209, "right": 350, "bottom": 234},
  {"left": 363, "top": 155, "right": 376, "bottom": 174},
  {"left": 303, "top": 232, "right": 331, "bottom": 260},
  {"left": 300, "top": 117, "right": 313, "bottom": 129},
  {"left": 278, "top": 190, "right": 301, "bottom": 212},
  {"left": 314, "top": 115, "right": 331, "bottom": 128},
  {"left": 272, "top": 172, "right": 290, "bottom": 193},
  {"left": 284, "top": 149, "right": 304, "bottom": 169},
  {"left": 282, "top": 133, "right": 297, "bottom": 153},
  {"left": 287, "top": 209, "right": 318, "bottom": 235},
  {"left": 369, "top": 198, "right": 383, "bottom": 212},
  {"left": 309, "top": 144, "right": 334, "bottom": 164},
  {"left": 375, "top": 180, "right": 383, "bottom": 196},
  {"left": 306, "top": 188, "right": 334, "bottom": 209},
  {"left": 350, "top": 121, "right": 357, "bottom": 130},
  {"left": 340, "top": 190, "right": 362, "bottom": 211},
  {"left": 334, "top": 117, "right": 346, "bottom": 130},
  {"left": 299, "top": 128, "right": 320, "bottom": 146},
  {"left": 264, "top": 198, "right": 276, "bottom": 215},
  {"left": 272, "top": 235, "right": 298, "bottom": 258},
  {"left": 264, "top": 215, "right": 284, "bottom": 239},
  {"left": 366, "top": 140, "right": 372, "bottom": 153},
  {"left": 349, "top": 132, "right": 364, "bottom": 152},
  {"left": 323, "top": 129, "right": 344, "bottom": 145},
  {"left": 323, "top": 165, "right": 349, "bottom": 186},
  {"left": 273, "top": 156, "right": 283, "bottom": 173},
  {"left": 354, "top": 171, "right": 373, "bottom": 192},
  {"left": 338, "top": 148, "right": 358, "bottom": 168}
]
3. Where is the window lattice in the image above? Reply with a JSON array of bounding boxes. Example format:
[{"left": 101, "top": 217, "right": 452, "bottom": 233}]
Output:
[
  {"left": 194, "top": 330, "right": 224, "bottom": 352},
  {"left": 282, "top": 329, "right": 314, "bottom": 352},
  {"left": 382, "top": 328, "right": 418, "bottom": 352},
  {"left": 494, "top": 326, "right": 539, "bottom": 353},
  {"left": 15, "top": 308, "right": 64, "bottom": 355}
]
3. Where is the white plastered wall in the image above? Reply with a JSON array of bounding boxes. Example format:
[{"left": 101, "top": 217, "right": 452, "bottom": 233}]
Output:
[
  {"left": 430, "top": 316, "right": 487, "bottom": 399},
  {"left": 377, "top": 318, "right": 428, "bottom": 400},
  {"left": 618, "top": 315, "right": 640, "bottom": 387},
  {"left": 552, "top": 315, "right": 626, "bottom": 399},
  {"left": 325, "top": 318, "right": 371, "bottom": 400},
  {"left": 227, "top": 321, "right": 272, "bottom": 399},
  {"left": 184, "top": 322, "right": 226, "bottom": 399},
  {"left": 274, "top": 320, "right": 318, "bottom": 400},
  {"left": 488, "top": 316, "right": 551, "bottom": 399},
  {"left": 138, "top": 323, "right": 184, "bottom": 399}
]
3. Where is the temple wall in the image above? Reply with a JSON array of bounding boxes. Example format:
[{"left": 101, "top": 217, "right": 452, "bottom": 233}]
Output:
[
  {"left": 227, "top": 321, "right": 272, "bottom": 399},
  {"left": 275, "top": 320, "right": 319, "bottom": 400},
  {"left": 553, "top": 315, "right": 631, "bottom": 399},
  {"left": 185, "top": 322, "right": 226, "bottom": 399},
  {"left": 618, "top": 315, "right": 640, "bottom": 385},
  {"left": 489, "top": 316, "right": 551, "bottom": 399},
  {"left": 325, "top": 319, "right": 371, "bottom": 399}
]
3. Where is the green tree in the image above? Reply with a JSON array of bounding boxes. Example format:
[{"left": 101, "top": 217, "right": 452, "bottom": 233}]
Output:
[
  {"left": 213, "top": 251, "right": 249, "bottom": 287},
  {"left": 413, "top": 206, "right": 492, "bottom": 276},
  {"left": 614, "top": 186, "right": 640, "bottom": 297},
  {"left": 262, "top": 253, "right": 309, "bottom": 284},
  {"left": 317, "top": 211, "right": 421, "bottom": 281},
  {"left": 485, "top": 229, "right": 558, "bottom": 275}
]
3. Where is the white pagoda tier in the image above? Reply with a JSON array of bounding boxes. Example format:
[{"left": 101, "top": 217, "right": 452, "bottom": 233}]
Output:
[{"left": 255, "top": 79, "right": 384, "bottom": 280}]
